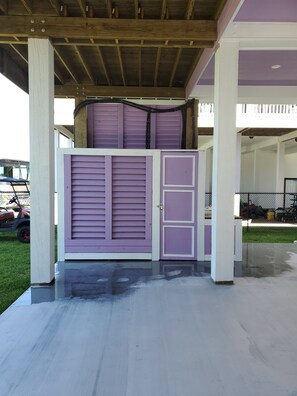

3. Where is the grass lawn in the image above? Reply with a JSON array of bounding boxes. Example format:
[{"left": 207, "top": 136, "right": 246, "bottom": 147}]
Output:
[
  {"left": 243, "top": 227, "right": 297, "bottom": 243},
  {"left": 0, "top": 232, "right": 30, "bottom": 314}
]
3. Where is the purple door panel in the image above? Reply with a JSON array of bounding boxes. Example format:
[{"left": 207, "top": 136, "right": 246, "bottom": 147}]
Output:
[{"left": 160, "top": 152, "right": 198, "bottom": 260}]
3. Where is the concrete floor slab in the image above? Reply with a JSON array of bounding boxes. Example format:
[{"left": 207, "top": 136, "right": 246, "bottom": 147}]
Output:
[{"left": 1, "top": 244, "right": 297, "bottom": 395}]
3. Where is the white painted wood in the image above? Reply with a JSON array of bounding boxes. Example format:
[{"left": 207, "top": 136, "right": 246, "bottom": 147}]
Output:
[
  {"left": 197, "top": 151, "right": 206, "bottom": 261},
  {"left": 192, "top": 85, "right": 297, "bottom": 105},
  {"left": 275, "top": 141, "right": 285, "bottom": 208},
  {"left": 28, "top": 38, "right": 55, "bottom": 284},
  {"left": 204, "top": 218, "right": 242, "bottom": 261},
  {"left": 64, "top": 253, "right": 152, "bottom": 260},
  {"left": 234, "top": 134, "right": 241, "bottom": 216},
  {"left": 211, "top": 41, "right": 239, "bottom": 283},
  {"left": 57, "top": 148, "right": 66, "bottom": 261},
  {"left": 152, "top": 151, "right": 161, "bottom": 261}
]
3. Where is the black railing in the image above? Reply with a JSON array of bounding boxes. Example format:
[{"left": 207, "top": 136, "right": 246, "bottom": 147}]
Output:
[{"left": 205, "top": 192, "right": 297, "bottom": 221}]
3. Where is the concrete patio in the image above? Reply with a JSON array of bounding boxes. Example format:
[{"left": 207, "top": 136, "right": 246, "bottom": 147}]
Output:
[{"left": 1, "top": 243, "right": 297, "bottom": 396}]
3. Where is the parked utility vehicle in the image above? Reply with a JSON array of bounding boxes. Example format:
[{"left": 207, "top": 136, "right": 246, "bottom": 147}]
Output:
[{"left": 0, "top": 177, "right": 30, "bottom": 243}]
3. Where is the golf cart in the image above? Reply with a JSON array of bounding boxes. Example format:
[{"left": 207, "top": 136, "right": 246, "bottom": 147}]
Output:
[{"left": 0, "top": 177, "right": 30, "bottom": 243}]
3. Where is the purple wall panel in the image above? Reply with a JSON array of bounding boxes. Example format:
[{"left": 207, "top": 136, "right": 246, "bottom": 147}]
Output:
[
  {"left": 155, "top": 108, "right": 182, "bottom": 149},
  {"left": 92, "top": 104, "right": 122, "bottom": 148},
  {"left": 123, "top": 106, "right": 147, "bottom": 148},
  {"left": 163, "top": 227, "right": 193, "bottom": 256},
  {"left": 88, "top": 104, "right": 183, "bottom": 149},
  {"left": 164, "top": 156, "right": 194, "bottom": 186}
]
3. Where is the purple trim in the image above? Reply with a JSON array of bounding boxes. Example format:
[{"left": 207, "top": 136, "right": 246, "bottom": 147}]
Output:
[
  {"left": 145, "top": 156, "right": 152, "bottom": 240},
  {"left": 150, "top": 113, "right": 156, "bottom": 149},
  {"left": 160, "top": 152, "right": 198, "bottom": 260},
  {"left": 105, "top": 156, "right": 112, "bottom": 240},
  {"left": 64, "top": 155, "right": 72, "bottom": 242}
]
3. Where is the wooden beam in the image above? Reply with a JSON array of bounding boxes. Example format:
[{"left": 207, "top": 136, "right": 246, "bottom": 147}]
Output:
[
  {"left": 138, "top": 47, "right": 141, "bottom": 86},
  {"left": 169, "top": 48, "right": 182, "bottom": 87},
  {"left": 185, "top": 0, "right": 195, "bottom": 20},
  {"left": 106, "top": 0, "right": 112, "bottom": 18},
  {"left": 214, "top": 0, "right": 228, "bottom": 20},
  {"left": 154, "top": 48, "right": 161, "bottom": 87},
  {"left": 160, "top": 0, "right": 167, "bottom": 19},
  {"left": 134, "top": 0, "right": 138, "bottom": 19},
  {"left": 74, "top": 96, "right": 87, "bottom": 147},
  {"left": 74, "top": 45, "right": 95, "bottom": 84},
  {"left": 48, "top": 0, "right": 61, "bottom": 15},
  {"left": 0, "top": 38, "right": 213, "bottom": 49},
  {"left": 0, "top": 0, "right": 7, "bottom": 14},
  {"left": 115, "top": 39, "right": 126, "bottom": 86},
  {"left": 20, "top": 0, "right": 32, "bottom": 14},
  {"left": 54, "top": 47, "right": 79, "bottom": 83},
  {"left": 95, "top": 47, "right": 111, "bottom": 85},
  {"left": 77, "top": 0, "right": 87, "bottom": 18},
  {"left": 185, "top": 48, "right": 203, "bottom": 87},
  {"left": 0, "top": 17, "right": 217, "bottom": 42},
  {"left": 55, "top": 85, "right": 185, "bottom": 98}
]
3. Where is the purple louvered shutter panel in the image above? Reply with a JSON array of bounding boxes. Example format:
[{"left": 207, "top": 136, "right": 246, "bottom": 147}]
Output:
[
  {"left": 155, "top": 106, "right": 182, "bottom": 149},
  {"left": 65, "top": 155, "right": 106, "bottom": 252},
  {"left": 112, "top": 156, "right": 147, "bottom": 240},
  {"left": 92, "top": 104, "right": 123, "bottom": 148},
  {"left": 64, "top": 154, "right": 152, "bottom": 254},
  {"left": 123, "top": 106, "right": 147, "bottom": 148}
]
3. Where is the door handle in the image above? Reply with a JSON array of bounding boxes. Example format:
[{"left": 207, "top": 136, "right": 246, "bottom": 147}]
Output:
[{"left": 157, "top": 203, "right": 164, "bottom": 211}]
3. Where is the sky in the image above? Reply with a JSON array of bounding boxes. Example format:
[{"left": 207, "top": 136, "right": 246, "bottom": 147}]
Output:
[{"left": 0, "top": 74, "right": 74, "bottom": 162}]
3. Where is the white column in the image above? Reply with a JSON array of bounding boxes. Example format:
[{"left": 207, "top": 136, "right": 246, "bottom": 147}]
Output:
[
  {"left": 275, "top": 140, "right": 285, "bottom": 208},
  {"left": 28, "top": 38, "right": 55, "bottom": 284},
  {"left": 234, "top": 133, "right": 241, "bottom": 216},
  {"left": 211, "top": 41, "right": 239, "bottom": 284}
]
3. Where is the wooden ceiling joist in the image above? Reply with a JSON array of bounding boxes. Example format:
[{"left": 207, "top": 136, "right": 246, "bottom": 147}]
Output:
[
  {"left": 185, "top": 0, "right": 195, "bottom": 20},
  {"left": 74, "top": 45, "right": 95, "bottom": 84},
  {"left": 115, "top": 39, "right": 126, "bottom": 86},
  {"left": 0, "top": 16, "right": 217, "bottom": 42},
  {"left": 54, "top": 47, "right": 79, "bottom": 83},
  {"left": 94, "top": 46, "right": 110, "bottom": 85},
  {"left": 154, "top": 48, "right": 161, "bottom": 87},
  {"left": 20, "top": 0, "right": 33, "bottom": 14},
  {"left": 48, "top": 0, "right": 61, "bottom": 15},
  {"left": 169, "top": 48, "right": 182, "bottom": 87},
  {"left": 76, "top": 0, "right": 86, "bottom": 18},
  {"left": 0, "top": 39, "right": 213, "bottom": 49},
  {"left": 0, "top": 0, "right": 7, "bottom": 14}
]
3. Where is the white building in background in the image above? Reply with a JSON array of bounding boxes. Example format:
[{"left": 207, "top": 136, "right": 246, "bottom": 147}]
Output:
[{"left": 198, "top": 103, "right": 297, "bottom": 195}]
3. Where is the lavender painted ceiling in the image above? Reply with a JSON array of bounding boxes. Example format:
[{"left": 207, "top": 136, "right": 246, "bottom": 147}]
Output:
[
  {"left": 198, "top": 0, "right": 297, "bottom": 87},
  {"left": 235, "top": 0, "right": 297, "bottom": 23},
  {"left": 199, "top": 51, "right": 297, "bottom": 86}
]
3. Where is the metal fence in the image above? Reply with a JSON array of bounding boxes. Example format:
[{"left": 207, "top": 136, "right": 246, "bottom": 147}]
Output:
[{"left": 205, "top": 192, "right": 297, "bottom": 220}]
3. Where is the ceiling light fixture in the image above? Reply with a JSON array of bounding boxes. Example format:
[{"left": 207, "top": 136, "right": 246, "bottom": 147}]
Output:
[{"left": 271, "top": 64, "right": 281, "bottom": 69}]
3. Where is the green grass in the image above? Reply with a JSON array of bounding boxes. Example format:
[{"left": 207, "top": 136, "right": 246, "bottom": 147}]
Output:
[
  {"left": 243, "top": 227, "right": 297, "bottom": 243},
  {"left": 0, "top": 232, "right": 30, "bottom": 314}
]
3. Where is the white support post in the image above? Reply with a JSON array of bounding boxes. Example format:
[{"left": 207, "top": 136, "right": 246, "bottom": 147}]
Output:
[
  {"left": 211, "top": 41, "right": 239, "bottom": 284},
  {"left": 234, "top": 134, "right": 241, "bottom": 216},
  {"left": 275, "top": 140, "right": 285, "bottom": 208},
  {"left": 28, "top": 38, "right": 55, "bottom": 284}
]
